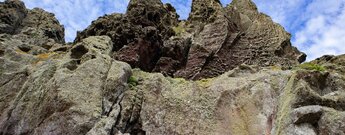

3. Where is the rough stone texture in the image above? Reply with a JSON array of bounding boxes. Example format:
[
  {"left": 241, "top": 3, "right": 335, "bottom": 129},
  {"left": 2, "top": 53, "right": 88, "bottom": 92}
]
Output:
[
  {"left": 0, "top": 36, "right": 132, "bottom": 135},
  {"left": 1, "top": 0, "right": 345, "bottom": 135},
  {"left": 0, "top": 0, "right": 27, "bottom": 34},
  {"left": 311, "top": 54, "right": 345, "bottom": 76},
  {"left": 175, "top": 0, "right": 306, "bottom": 80},
  {"left": 0, "top": 0, "right": 65, "bottom": 64},
  {"left": 21, "top": 8, "right": 65, "bottom": 44},
  {"left": 76, "top": 0, "right": 305, "bottom": 80},
  {"left": 0, "top": 0, "right": 64, "bottom": 44},
  {"left": 188, "top": 0, "right": 223, "bottom": 24},
  {"left": 75, "top": 0, "right": 179, "bottom": 72},
  {"left": 111, "top": 64, "right": 345, "bottom": 135}
]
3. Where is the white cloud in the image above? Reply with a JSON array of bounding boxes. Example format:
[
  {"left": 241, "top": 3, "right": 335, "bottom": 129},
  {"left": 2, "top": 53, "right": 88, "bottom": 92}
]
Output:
[
  {"left": 21, "top": 0, "right": 129, "bottom": 42},
  {"left": 293, "top": 0, "right": 345, "bottom": 61}
]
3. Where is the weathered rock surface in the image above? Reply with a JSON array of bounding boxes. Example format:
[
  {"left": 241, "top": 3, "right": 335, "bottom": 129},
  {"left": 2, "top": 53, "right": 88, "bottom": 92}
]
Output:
[
  {"left": 76, "top": 0, "right": 305, "bottom": 80},
  {"left": 75, "top": 0, "right": 178, "bottom": 72},
  {"left": 1, "top": 0, "right": 345, "bottom": 135},
  {"left": 174, "top": 0, "right": 306, "bottom": 80},
  {"left": 0, "top": 0, "right": 64, "bottom": 44}
]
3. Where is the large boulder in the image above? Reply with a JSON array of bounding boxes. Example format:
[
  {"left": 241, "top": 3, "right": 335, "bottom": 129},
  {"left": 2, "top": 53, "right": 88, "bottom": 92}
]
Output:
[{"left": 0, "top": 36, "right": 132, "bottom": 135}]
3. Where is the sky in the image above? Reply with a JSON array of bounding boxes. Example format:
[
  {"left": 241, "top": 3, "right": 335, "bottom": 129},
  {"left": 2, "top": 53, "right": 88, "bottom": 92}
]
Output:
[{"left": 1, "top": 0, "right": 344, "bottom": 61}]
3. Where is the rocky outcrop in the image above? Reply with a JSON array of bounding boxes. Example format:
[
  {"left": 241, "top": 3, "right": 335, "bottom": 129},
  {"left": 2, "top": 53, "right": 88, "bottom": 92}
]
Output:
[
  {"left": 174, "top": 0, "right": 306, "bottom": 80},
  {"left": 0, "top": 0, "right": 65, "bottom": 62},
  {"left": 0, "top": 0, "right": 344, "bottom": 135},
  {"left": 188, "top": 0, "right": 223, "bottom": 24},
  {"left": 75, "top": 0, "right": 179, "bottom": 72},
  {"left": 0, "top": 35, "right": 132, "bottom": 135},
  {"left": 0, "top": 0, "right": 64, "bottom": 44},
  {"left": 76, "top": 0, "right": 305, "bottom": 80},
  {"left": 0, "top": 0, "right": 27, "bottom": 34}
]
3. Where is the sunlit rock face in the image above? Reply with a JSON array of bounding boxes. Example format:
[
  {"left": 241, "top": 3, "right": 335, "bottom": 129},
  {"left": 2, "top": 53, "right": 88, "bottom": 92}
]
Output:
[
  {"left": 1, "top": 0, "right": 344, "bottom": 135},
  {"left": 76, "top": 0, "right": 306, "bottom": 80}
]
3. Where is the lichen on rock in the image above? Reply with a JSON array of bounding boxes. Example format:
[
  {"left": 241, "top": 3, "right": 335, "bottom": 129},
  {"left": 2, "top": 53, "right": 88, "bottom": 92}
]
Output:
[{"left": 0, "top": 0, "right": 345, "bottom": 135}]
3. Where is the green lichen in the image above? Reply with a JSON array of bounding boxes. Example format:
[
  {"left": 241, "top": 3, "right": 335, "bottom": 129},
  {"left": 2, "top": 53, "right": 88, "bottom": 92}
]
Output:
[
  {"left": 174, "top": 77, "right": 188, "bottom": 84},
  {"left": 128, "top": 76, "right": 138, "bottom": 88},
  {"left": 196, "top": 78, "right": 214, "bottom": 88},
  {"left": 275, "top": 73, "right": 297, "bottom": 135},
  {"left": 172, "top": 22, "right": 186, "bottom": 36},
  {"left": 296, "top": 63, "right": 326, "bottom": 72},
  {"left": 325, "top": 109, "right": 342, "bottom": 121},
  {"left": 31, "top": 32, "right": 40, "bottom": 38},
  {"left": 270, "top": 65, "right": 283, "bottom": 71}
]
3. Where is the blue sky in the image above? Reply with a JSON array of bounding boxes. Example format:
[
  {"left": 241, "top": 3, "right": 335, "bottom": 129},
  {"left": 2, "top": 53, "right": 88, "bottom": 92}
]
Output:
[{"left": 2, "top": 0, "right": 345, "bottom": 61}]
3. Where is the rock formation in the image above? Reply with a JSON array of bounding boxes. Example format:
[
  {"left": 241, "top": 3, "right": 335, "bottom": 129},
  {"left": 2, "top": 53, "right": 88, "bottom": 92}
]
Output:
[
  {"left": 76, "top": 0, "right": 306, "bottom": 80},
  {"left": 0, "top": 0, "right": 344, "bottom": 135}
]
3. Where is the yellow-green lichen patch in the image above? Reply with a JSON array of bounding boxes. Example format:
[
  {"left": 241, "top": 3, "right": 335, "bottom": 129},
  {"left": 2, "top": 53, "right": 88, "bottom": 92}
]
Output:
[
  {"left": 228, "top": 91, "right": 261, "bottom": 135},
  {"left": 270, "top": 65, "right": 283, "bottom": 71},
  {"left": 36, "top": 52, "right": 57, "bottom": 60},
  {"left": 172, "top": 22, "right": 186, "bottom": 36},
  {"left": 326, "top": 109, "right": 342, "bottom": 121},
  {"left": 275, "top": 73, "right": 297, "bottom": 135},
  {"left": 15, "top": 48, "right": 28, "bottom": 55},
  {"left": 196, "top": 78, "right": 214, "bottom": 88},
  {"left": 296, "top": 62, "right": 326, "bottom": 72}
]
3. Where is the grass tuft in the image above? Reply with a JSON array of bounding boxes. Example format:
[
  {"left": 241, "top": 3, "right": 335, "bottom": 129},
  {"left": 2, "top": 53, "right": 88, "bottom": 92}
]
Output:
[{"left": 297, "top": 63, "right": 326, "bottom": 72}]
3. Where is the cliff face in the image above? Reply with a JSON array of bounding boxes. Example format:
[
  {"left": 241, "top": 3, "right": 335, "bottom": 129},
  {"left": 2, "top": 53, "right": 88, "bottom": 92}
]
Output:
[
  {"left": 0, "top": 0, "right": 344, "bottom": 135},
  {"left": 76, "top": 0, "right": 306, "bottom": 80}
]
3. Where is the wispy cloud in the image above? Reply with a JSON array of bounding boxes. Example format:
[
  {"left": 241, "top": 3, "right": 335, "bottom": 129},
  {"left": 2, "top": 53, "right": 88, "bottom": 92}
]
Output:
[
  {"left": 251, "top": 0, "right": 345, "bottom": 61},
  {"left": 20, "top": 0, "right": 129, "bottom": 42},
  {"left": 293, "top": 1, "right": 345, "bottom": 61},
  {"left": 1, "top": 0, "right": 345, "bottom": 61}
]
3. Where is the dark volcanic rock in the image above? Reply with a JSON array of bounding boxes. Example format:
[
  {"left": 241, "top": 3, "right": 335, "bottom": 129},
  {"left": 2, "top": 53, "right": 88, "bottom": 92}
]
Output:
[
  {"left": 175, "top": 0, "right": 306, "bottom": 80},
  {"left": 0, "top": 0, "right": 65, "bottom": 63},
  {"left": 188, "top": 0, "right": 222, "bottom": 24},
  {"left": 153, "top": 37, "right": 192, "bottom": 76},
  {"left": 76, "top": 0, "right": 179, "bottom": 72},
  {"left": 76, "top": 0, "right": 305, "bottom": 80},
  {"left": 0, "top": 0, "right": 64, "bottom": 44},
  {"left": 21, "top": 8, "right": 65, "bottom": 44},
  {"left": 114, "top": 28, "right": 162, "bottom": 71},
  {"left": 0, "top": 0, "right": 27, "bottom": 34}
]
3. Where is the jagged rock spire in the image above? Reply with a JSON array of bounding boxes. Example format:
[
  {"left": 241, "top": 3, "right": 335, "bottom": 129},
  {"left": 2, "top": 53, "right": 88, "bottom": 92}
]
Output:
[
  {"left": 0, "top": 0, "right": 27, "bottom": 34},
  {"left": 126, "top": 0, "right": 178, "bottom": 27},
  {"left": 230, "top": 0, "right": 258, "bottom": 11},
  {"left": 188, "top": 0, "right": 223, "bottom": 23},
  {"left": 228, "top": 0, "right": 259, "bottom": 20},
  {"left": 127, "top": 0, "right": 163, "bottom": 12}
]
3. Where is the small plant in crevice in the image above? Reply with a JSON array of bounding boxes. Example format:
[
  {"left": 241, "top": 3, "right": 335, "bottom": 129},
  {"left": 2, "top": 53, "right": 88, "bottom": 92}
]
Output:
[{"left": 128, "top": 76, "right": 139, "bottom": 88}]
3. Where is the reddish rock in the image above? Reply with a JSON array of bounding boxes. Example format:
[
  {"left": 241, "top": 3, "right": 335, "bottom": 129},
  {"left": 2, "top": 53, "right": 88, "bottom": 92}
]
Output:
[{"left": 76, "top": 0, "right": 305, "bottom": 80}]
